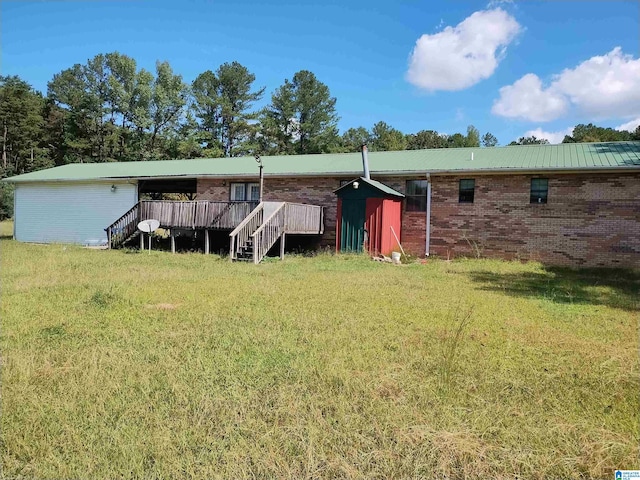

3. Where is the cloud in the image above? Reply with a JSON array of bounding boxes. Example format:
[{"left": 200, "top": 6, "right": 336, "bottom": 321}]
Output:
[
  {"left": 493, "top": 47, "right": 640, "bottom": 122},
  {"left": 406, "top": 8, "right": 522, "bottom": 92},
  {"left": 615, "top": 117, "right": 640, "bottom": 132},
  {"left": 492, "top": 74, "right": 568, "bottom": 121},
  {"left": 523, "top": 127, "right": 574, "bottom": 144}
]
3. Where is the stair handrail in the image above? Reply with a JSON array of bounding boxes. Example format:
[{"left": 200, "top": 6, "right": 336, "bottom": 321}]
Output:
[
  {"left": 283, "top": 203, "right": 324, "bottom": 234},
  {"left": 251, "top": 203, "right": 286, "bottom": 264},
  {"left": 229, "top": 202, "right": 264, "bottom": 260},
  {"left": 105, "top": 202, "right": 140, "bottom": 249}
]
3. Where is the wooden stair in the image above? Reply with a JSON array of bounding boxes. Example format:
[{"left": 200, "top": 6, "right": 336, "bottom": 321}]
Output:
[{"left": 229, "top": 202, "right": 324, "bottom": 264}]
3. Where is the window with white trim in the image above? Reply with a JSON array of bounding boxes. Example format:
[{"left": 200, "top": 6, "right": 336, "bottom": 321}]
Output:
[{"left": 230, "top": 182, "right": 260, "bottom": 201}]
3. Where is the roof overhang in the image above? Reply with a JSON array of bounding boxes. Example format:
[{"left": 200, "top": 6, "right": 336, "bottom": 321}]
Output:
[{"left": 3, "top": 165, "right": 639, "bottom": 184}]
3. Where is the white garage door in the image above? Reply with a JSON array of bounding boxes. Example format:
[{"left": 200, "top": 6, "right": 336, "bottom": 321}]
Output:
[{"left": 15, "top": 181, "right": 137, "bottom": 245}]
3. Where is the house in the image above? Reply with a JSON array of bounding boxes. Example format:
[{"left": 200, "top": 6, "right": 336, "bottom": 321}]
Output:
[{"left": 4, "top": 141, "right": 640, "bottom": 267}]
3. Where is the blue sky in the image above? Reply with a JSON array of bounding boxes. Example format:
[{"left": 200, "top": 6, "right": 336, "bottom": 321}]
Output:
[{"left": 2, "top": 0, "right": 639, "bottom": 145}]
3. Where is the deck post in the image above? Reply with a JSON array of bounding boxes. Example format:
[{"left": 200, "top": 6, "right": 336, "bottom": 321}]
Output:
[
  {"left": 140, "top": 232, "right": 144, "bottom": 250},
  {"left": 280, "top": 232, "right": 285, "bottom": 260},
  {"left": 204, "top": 229, "right": 210, "bottom": 254},
  {"left": 107, "top": 227, "right": 112, "bottom": 249},
  {"left": 170, "top": 230, "right": 176, "bottom": 254}
]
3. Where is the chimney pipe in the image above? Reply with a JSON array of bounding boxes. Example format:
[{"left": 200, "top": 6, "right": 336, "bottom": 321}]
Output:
[{"left": 361, "top": 144, "right": 370, "bottom": 180}]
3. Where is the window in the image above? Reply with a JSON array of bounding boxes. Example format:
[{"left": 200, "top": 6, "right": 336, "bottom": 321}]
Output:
[
  {"left": 406, "top": 180, "right": 428, "bottom": 211},
  {"left": 530, "top": 178, "right": 548, "bottom": 204},
  {"left": 230, "top": 182, "right": 260, "bottom": 202},
  {"left": 339, "top": 179, "right": 352, "bottom": 187},
  {"left": 459, "top": 179, "right": 475, "bottom": 203}
]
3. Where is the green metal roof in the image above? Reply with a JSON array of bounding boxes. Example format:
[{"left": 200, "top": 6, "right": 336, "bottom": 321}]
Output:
[
  {"left": 5, "top": 141, "right": 640, "bottom": 184},
  {"left": 334, "top": 177, "right": 405, "bottom": 197}
]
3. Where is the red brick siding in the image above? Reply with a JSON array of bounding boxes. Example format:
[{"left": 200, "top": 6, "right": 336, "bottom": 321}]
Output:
[
  {"left": 197, "top": 172, "right": 640, "bottom": 267},
  {"left": 426, "top": 173, "right": 640, "bottom": 267}
]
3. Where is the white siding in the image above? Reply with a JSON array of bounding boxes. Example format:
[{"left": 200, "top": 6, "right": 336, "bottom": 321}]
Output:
[{"left": 15, "top": 181, "right": 137, "bottom": 245}]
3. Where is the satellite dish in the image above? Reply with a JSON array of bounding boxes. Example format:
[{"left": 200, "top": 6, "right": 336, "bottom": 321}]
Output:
[
  {"left": 137, "top": 219, "right": 160, "bottom": 253},
  {"left": 138, "top": 219, "right": 160, "bottom": 233}
]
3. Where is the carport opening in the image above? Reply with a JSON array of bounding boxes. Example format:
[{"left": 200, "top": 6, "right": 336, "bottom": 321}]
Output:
[{"left": 138, "top": 178, "right": 197, "bottom": 200}]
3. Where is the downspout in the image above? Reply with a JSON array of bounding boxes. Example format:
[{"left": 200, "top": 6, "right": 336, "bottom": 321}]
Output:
[
  {"left": 12, "top": 184, "right": 16, "bottom": 240},
  {"left": 425, "top": 173, "right": 431, "bottom": 256}
]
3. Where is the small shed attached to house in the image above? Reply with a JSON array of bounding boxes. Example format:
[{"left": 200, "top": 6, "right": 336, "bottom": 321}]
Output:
[{"left": 334, "top": 177, "right": 404, "bottom": 255}]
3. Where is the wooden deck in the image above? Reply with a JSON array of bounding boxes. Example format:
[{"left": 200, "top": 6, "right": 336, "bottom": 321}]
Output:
[
  {"left": 106, "top": 200, "right": 257, "bottom": 249},
  {"left": 106, "top": 200, "right": 324, "bottom": 258}
]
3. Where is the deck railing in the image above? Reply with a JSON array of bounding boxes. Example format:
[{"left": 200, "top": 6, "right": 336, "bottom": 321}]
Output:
[{"left": 139, "top": 200, "right": 257, "bottom": 230}]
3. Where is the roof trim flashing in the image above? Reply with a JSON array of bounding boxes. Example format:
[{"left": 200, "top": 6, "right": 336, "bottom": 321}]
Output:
[{"left": 3, "top": 165, "right": 640, "bottom": 184}]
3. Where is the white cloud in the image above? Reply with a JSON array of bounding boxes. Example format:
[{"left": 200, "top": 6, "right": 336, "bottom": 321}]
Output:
[
  {"left": 493, "top": 47, "right": 640, "bottom": 122},
  {"left": 523, "top": 127, "right": 574, "bottom": 144},
  {"left": 492, "top": 74, "right": 568, "bottom": 121},
  {"left": 406, "top": 8, "right": 522, "bottom": 92},
  {"left": 615, "top": 117, "right": 640, "bottom": 132}
]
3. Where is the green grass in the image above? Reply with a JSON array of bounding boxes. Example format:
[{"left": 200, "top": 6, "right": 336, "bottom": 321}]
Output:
[
  {"left": 1, "top": 234, "right": 638, "bottom": 479},
  {"left": 0, "top": 220, "right": 13, "bottom": 238}
]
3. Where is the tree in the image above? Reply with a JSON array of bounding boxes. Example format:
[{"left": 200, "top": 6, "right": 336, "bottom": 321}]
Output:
[
  {"left": 104, "top": 52, "right": 153, "bottom": 161},
  {"left": 406, "top": 130, "right": 447, "bottom": 150},
  {"left": 371, "top": 121, "right": 406, "bottom": 151},
  {"left": 147, "top": 61, "right": 188, "bottom": 158},
  {"left": 508, "top": 136, "right": 550, "bottom": 145},
  {"left": 192, "top": 62, "right": 264, "bottom": 157},
  {"left": 481, "top": 132, "right": 498, "bottom": 147},
  {"left": 0, "top": 76, "right": 50, "bottom": 176},
  {"left": 465, "top": 125, "right": 480, "bottom": 147},
  {"left": 340, "top": 127, "right": 371, "bottom": 152},
  {"left": 562, "top": 123, "right": 632, "bottom": 143},
  {"left": 447, "top": 132, "right": 467, "bottom": 148},
  {"left": 262, "top": 70, "right": 339, "bottom": 155}
]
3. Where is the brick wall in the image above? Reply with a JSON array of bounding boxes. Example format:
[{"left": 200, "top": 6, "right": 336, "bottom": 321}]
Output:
[
  {"left": 426, "top": 173, "right": 640, "bottom": 267},
  {"left": 197, "top": 172, "right": 640, "bottom": 267},
  {"left": 197, "top": 177, "right": 343, "bottom": 246}
]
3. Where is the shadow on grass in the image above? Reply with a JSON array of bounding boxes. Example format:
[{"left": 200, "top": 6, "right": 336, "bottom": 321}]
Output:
[{"left": 467, "top": 267, "right": 640, "bottom": 311}]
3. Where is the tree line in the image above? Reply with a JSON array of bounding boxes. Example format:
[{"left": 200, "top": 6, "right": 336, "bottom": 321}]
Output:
[
  {"left": 2, "top": 51, "right": 640, "bottom": 181},
  {"left": 0, "top": 52, "right": 498, "bottom": 178}
]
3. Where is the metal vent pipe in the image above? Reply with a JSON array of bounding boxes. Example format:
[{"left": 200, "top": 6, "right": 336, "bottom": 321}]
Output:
[{"left": 361, "top": 144, "right": 371, "bottom": 180}]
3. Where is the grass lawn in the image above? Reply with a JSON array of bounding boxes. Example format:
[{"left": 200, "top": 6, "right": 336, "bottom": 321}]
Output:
[
  {"left": 1, "top": 233, "right": 638, "bottom": 479},
  {"left": 0, "top": 220, "right": 13, "bottom": 238}
]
